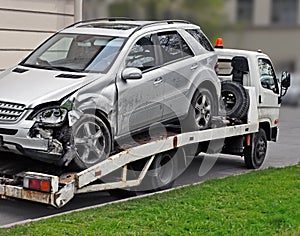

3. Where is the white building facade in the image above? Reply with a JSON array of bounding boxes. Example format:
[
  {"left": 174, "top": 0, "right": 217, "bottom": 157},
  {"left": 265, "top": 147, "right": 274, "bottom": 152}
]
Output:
[
  {"left": 2, "top": 0, "right": 299, "bottom": 74},
  {"left": 223, "top": 0, "right": 300, "bottom": 73},
  {"left": 0, "top": 0, "right": 83, "bottom": 70}
]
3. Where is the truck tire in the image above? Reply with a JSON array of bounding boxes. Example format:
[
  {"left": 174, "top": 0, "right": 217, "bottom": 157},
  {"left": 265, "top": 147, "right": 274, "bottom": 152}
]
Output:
[
  {"left": 183, "top": 87, "right": 216, "bottom": 132},
  {"left": 244, "top": 129, "right": 267, "bottom": 169},
  {"left": 71, "top": 114, "right": 112, "bottom": 170},
  {"left": 221, "top": 81, "right": 250, "bottom": 120},
  {"left": 142, "top": 151, "right": 176, "bottom": 191}
]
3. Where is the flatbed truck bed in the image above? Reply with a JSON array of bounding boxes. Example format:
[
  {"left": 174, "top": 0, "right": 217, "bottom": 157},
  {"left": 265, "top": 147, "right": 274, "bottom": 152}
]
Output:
[{"left": 0, "top": 88, "right": 261, "bottom": 208}]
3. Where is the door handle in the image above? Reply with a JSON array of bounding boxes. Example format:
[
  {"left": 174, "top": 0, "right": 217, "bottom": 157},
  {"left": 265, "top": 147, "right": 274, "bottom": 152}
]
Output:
[
  {"left": 190, "top": 64, "right": 199, "bottom": 70},
  {"left": 154, "top": 77, "right": 163, "bottom": 85}
]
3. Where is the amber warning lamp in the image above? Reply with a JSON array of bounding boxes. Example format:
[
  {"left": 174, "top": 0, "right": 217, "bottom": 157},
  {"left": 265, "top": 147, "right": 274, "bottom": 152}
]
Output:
[{"left": 215, "top": 38, "right": 224, "bottom": 48}]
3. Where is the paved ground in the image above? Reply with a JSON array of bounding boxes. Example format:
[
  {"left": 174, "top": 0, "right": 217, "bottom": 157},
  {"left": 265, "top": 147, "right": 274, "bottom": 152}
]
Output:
[{"left": 0, "top": 106, "right": 299, "bottom": 227}]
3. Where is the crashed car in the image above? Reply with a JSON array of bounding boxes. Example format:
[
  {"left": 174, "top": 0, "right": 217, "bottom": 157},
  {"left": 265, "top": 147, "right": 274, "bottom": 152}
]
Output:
[{"left": 0, "top": 19, "right": 220, "bottom": 169}]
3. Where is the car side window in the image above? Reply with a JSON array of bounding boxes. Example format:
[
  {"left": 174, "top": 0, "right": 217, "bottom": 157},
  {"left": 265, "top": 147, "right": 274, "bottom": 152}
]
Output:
[
  {"left": 186, "top": 29, "right": 214, "bottom": 52},
  {"left": 126, "top": 35, "right": 156, "bottom": 72},
  {"left": 258, "top": 58, "right": 279, "bottom": 94},
  {"left": 157, "top": 31, "right": 194, "bottom": 64}
]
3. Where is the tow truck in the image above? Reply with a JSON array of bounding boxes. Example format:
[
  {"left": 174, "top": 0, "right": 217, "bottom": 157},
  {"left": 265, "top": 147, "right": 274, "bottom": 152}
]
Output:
[{"left": 0, "top": 39, "right": 290, "bottom": 208}]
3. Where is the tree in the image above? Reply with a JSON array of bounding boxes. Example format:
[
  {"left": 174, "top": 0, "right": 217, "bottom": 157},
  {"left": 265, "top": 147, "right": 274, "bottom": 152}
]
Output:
[{"left": 109, "top": 0, "right": 223, "bottom": 40}]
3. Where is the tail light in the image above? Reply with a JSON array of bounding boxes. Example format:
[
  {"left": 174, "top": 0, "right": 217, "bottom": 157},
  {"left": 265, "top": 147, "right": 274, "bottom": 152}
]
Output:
[{"left": 23, "top": 173, "right": 59, "bottom": 193}]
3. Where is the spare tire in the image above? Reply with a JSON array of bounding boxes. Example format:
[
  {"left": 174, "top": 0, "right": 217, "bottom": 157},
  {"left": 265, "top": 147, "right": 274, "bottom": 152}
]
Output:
[{"left": 221, "top": 81, "right": 250, "bottom": 120}]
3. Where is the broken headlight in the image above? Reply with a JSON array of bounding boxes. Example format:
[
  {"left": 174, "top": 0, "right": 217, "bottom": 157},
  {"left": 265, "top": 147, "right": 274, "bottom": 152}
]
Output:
[{"left": 33, "top": 107, "right": 68, "bottom": 126}]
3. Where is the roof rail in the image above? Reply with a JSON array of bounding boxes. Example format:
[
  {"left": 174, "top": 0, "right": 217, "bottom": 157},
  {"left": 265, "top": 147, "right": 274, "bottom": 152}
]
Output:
[
  {"left": 130, "top": 20, "right": 191, "bottom": 36},
  {"left": 64, "top": 19, "right": 192, "bottom": 33},
  {"left": 65, "top": 17, "right": 135, "bottom": 29}
]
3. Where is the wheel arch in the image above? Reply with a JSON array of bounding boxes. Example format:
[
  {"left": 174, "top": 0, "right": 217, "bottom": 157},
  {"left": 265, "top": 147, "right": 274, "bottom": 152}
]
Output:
[
  {"left": 80, "top": 108, "right": 115, "bottom": 149},
  {"left": 259, "top": 121, "right": 271, "bottom": 141},
  {"left": 196, "top": 80, "right": 219, "bottom": 112}
]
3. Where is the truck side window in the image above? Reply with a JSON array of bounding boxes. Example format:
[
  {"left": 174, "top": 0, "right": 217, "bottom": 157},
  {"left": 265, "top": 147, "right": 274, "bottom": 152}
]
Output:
[
  {"left": 258, "top": 58, "right": 279, "bottom": 94},
  {"left": 126, "top": 35, "right": 157, "bottom": 72}
]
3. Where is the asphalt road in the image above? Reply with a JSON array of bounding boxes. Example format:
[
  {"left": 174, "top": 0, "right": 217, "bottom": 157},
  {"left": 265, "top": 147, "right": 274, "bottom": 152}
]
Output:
[{"left": 0, "top": 106, "right": 299, "bottom": 227}]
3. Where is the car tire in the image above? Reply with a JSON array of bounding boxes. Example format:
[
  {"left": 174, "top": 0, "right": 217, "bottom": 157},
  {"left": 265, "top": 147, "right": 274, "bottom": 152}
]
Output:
[
  {"left": 244, "top": 129, "right": 268, "bottom": 169},
  {"left": 221, "top": 81, "right": 250, "bottom": 120},
  {"left": 71, "top": 114, "right": 112, "bottom": 170},
  {"left": 183, "top": 87, "right": 216, "bottom": 132}
]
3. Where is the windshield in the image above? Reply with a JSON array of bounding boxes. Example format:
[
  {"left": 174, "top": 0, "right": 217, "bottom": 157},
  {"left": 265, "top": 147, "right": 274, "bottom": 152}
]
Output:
[{"left": 21, "top": 33, "right": 126, "bottom": 73}]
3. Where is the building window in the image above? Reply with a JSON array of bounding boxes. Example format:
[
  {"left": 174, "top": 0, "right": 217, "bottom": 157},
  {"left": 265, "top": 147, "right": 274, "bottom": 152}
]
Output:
[
  {"left": 272, "top": 0, "right": 298, "bottom": 25},
  {"left": 237, "top": 0, "right": 254, "bottom": 24}
]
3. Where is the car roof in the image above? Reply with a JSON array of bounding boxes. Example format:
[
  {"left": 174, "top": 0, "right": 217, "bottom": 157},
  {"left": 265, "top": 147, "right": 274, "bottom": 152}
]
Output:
[{"left": 61, "top": 18, "right": 200, "bottom": 37}]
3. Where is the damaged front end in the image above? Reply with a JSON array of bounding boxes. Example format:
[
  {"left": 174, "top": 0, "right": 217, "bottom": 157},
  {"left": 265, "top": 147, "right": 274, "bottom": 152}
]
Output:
[{"left": 27, "top": 98, "right": 82, "bottom": 167}]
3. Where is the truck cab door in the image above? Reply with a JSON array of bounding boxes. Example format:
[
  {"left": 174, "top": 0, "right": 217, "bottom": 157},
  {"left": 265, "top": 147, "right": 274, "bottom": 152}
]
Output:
[{"left": 257, "top": 58, "right": 280, "bottom": 122}]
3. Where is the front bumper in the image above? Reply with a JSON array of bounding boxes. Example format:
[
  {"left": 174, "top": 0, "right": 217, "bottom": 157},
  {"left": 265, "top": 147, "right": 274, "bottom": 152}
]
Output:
[{"left": 0, "top": 119, "right": 62, "bottom": 163}]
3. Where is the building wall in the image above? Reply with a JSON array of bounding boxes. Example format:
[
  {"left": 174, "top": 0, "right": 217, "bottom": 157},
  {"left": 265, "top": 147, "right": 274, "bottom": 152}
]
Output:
[
  {"left": 0, "top": 0, "right": 75, "bottom": 70},
  {"left": 223, "top": 0, "right": 300, "bottom": 73}
]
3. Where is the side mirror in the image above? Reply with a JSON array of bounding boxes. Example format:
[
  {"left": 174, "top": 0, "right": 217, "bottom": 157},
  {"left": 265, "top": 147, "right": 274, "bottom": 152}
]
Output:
[
  {"left": 280, "top": 71, "right": 291, "bottom": 97},
  {"left": 122, "top": 67, "right": 142, "bottom": 80},
  {"left": 281, "top": 72, "right": 291, "bottom": 88}
]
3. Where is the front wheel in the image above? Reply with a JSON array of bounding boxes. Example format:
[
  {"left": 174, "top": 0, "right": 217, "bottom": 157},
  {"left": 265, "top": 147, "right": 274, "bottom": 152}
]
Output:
[
  {"left": 244, "top": 129, "right": 268, "bottom": 169},
  {"left": 71, "top": 114, "right": 112, "bottom": 170}
]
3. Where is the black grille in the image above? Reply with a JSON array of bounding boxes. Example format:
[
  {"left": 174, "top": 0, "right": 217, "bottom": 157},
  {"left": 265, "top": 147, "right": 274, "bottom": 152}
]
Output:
[
  {"left": 0, "top": 101, "right": 25, "bottom": 122},
  {"left": 56, "top": 74, "right": 85, "bottom": 79},
  {"left": 12, "top": 68, "right": 28, "bottom": 73}
]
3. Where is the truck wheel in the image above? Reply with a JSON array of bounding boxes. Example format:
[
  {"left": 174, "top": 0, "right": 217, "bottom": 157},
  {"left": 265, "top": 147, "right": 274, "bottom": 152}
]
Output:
[
  {"left": 221, "top": 81, "right": 249, "bottom": 120},
  {"left": 183, "top": 88, "right": 216, "bottom": 132},
  {"left": 143, "top": 151, "right": 176, "bottom": 191},
  {"left": 71, "top": 114, "right": 111, "bottom": 170},
  {"left": 244, "top": 129, "right": 267, "bottom": 169}
]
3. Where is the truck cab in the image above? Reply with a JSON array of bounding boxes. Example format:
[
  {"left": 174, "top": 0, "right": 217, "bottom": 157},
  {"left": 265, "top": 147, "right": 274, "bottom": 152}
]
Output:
[{"left": 216, "top": 47, "right": 290, "bottom": 142}]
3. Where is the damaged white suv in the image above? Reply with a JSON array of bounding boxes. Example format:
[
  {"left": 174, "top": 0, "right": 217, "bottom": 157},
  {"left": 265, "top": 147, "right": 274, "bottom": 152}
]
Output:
[{"left": 0, "top": 19, "right": 220, "bottom": 169}]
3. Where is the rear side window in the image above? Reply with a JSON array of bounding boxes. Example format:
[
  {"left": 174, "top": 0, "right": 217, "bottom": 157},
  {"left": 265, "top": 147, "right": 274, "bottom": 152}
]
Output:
[
  {"left": 157, "top": 31, "right": 194, "bottom": 64},
  {"left": 186, "top": 29, "right": 214, "bottom": 52}
]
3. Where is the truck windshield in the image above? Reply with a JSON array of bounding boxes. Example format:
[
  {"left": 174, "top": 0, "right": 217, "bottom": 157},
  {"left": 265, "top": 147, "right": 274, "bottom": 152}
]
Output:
[{"left": 21, "top": 33, "right": 126, "bottom": 73}]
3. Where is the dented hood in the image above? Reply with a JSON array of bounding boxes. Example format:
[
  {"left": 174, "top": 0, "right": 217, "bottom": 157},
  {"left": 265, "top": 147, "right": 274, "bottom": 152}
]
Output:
[{"left": 0, "top": 66, "right": 101, "bottom": 108}]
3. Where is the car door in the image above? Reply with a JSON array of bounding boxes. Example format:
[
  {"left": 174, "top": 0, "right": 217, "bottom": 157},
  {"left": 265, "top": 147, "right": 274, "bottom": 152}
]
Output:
[
  {"left": 257, "top": 57, "right": 280, "bottom": 121},
  {"left": 116, "top": 34, "right": 165, "bottom": 136},
  {"left": 157, "top": 30, "right": 197, "bottom": 121}
]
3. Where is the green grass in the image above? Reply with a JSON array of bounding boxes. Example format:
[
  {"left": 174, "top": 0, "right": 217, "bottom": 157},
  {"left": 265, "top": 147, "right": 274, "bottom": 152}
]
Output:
[{"left": 1, "top": 165, "right": 299, "bottom": 236}]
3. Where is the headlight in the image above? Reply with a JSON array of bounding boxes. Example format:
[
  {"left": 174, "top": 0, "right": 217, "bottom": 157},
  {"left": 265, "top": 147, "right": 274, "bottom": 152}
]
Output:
[{"left": 33, "top": 107, "right": 68, "bottom": 126}]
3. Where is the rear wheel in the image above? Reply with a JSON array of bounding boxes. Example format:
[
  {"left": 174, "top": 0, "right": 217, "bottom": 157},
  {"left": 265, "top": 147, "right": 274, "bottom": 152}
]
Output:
[
  {"left": 182, "top": 87, "right": 217, "bottom": 156},
  {"left": 184, "top": 88, "right": 216, "bottom": 131},
  {"left": 244, "top": 129, "right": 267, "bottom": 169},
  {"left": 71, "top": 114, "right": 111, "bottom": 170}
]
